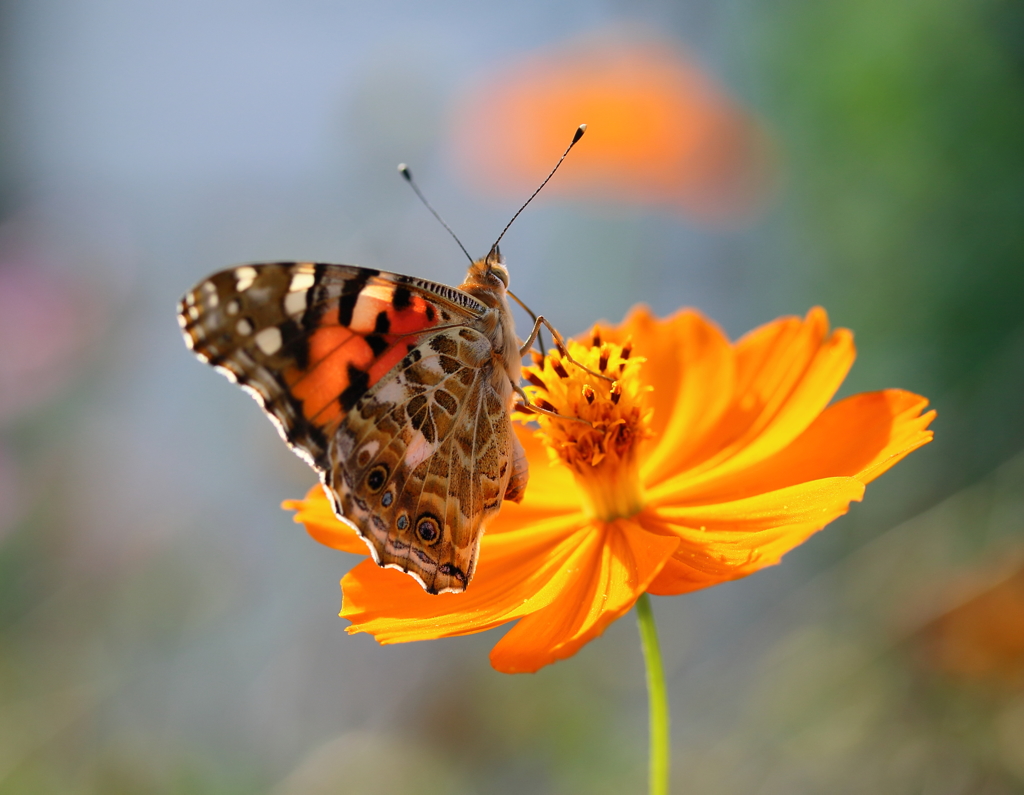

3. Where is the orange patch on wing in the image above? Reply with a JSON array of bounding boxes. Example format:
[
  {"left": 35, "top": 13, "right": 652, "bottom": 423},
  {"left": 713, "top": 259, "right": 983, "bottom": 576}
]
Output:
[
  {"left": 288, "top": 326, "right": 373, "bottom": 422},
  {"left": 281, "top": 288, "right": 445, "bottom": 425},
  {"left": 361, "top": 295, "right": 441, "bottom": 387},
  {"left": 389, "top": 296, "right": 438, "bottom": 336},
  {"left": 368, "top": 343, "right": 412, "bottom": 387}
]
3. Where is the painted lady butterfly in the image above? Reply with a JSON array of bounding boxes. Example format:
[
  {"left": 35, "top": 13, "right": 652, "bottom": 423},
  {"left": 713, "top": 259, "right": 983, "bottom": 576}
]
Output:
[{"left": 177, "top": 126, "right": 586, "bottom": 595}]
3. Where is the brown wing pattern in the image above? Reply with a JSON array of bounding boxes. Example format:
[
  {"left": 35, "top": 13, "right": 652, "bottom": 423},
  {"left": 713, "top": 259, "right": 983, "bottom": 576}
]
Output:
[{"left": 329, "top": 327, "right": 516, "bottom": 594}]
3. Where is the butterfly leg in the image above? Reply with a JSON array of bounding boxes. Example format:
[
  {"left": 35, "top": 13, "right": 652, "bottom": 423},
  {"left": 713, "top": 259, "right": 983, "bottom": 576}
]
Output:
[
  {"left": 512, "top": 382, "right": 591, "bottom": 425},
  {"left": 519, "top": 316, "right": 614, "bottom": 383},
  {"left": 507, "top": 288, "right": 545, "bottom": 355}
]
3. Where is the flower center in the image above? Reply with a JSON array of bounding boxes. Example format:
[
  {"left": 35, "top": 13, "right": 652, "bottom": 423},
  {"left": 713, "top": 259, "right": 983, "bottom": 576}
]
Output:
[{"left": 517, "top": 330, "right": 652, "bottom": 522}]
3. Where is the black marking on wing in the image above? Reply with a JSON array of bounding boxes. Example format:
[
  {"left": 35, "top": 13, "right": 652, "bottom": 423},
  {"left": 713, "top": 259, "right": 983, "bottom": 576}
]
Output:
[
  {"left": 292, "top": 417, "right": 330, "bottom": 470},
  {"left": 279, "top": 318, "right": 308, "bottom": 369},
  {"left": 429, "top": 335, "right": 458, "bottom": 355},
  {"left": 300, "top": 263, "right": 331, "bottom": 328},
  {"left": 339, "top": 363, "right": 370, "bottom": 411},
  {"left": 438, "top": 563, "right": 468, "bottom": 587},
  {"left": 434, "top": 390, "right": 458, "bottom": 415},
  {"left": 337, "top": 268, "right": 378, "bottom": 326},
  {"left": 438, "top": 355, "right": 461, "bottom": 374},
  {"left": 406, "top": 394, "right": 428, "bottom": 418},
  {"left": 413, "top": 548, "right": 434, "bottom": 566},
  {"left": 365, "top": 334, "right": 389, "bottom": 356},
  {"left": 392, "top": 286, "right": 412, "bottom": 310}
]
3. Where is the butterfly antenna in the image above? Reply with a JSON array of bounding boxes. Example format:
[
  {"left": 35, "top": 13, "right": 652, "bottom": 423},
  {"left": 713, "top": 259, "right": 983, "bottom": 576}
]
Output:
[
  {"left": 490, "top": 123, "right": 587, "bottom": 256},
  {"left": 398, "top": 164, "right": 473, "bottom": 265}
]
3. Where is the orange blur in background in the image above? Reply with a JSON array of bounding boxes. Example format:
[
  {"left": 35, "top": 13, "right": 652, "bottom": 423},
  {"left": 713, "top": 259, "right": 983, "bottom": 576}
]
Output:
[{"left": 450, "top": 32, "right": 776, "bottom": 223}]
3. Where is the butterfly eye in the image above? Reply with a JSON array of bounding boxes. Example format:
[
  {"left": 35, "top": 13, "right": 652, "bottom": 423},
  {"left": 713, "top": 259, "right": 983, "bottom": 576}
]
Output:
[
  {"left": 490, "top": 264, "right": 510, "bottom": 288},
  {"left": 366, "top": 464, "right": 389, "bottom": 492},
  {"left": 415, "top": 514, "right": 442, "bottom": 545}
]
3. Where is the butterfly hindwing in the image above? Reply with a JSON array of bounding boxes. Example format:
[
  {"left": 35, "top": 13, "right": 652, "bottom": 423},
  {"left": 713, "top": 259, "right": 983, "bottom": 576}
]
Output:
[{"left": 329, "top": 327, "right": 516, "bottom": 593}]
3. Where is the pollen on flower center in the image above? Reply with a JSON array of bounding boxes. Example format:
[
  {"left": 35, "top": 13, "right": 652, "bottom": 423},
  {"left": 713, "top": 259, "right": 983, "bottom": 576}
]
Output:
[{"left": 517, "top": 330, "right": 653, "bottom": 522}]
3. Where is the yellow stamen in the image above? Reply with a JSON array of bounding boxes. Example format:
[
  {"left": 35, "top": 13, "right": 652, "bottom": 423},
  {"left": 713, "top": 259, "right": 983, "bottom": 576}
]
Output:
[{"left": 521, "top": 333, "right": 652, "bottom": 522}]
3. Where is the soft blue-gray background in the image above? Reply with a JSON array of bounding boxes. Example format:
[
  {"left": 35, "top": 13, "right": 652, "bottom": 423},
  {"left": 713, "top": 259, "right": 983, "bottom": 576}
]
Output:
[{"left": 2, "top": 1, "right": 1023, "bottom": 793}]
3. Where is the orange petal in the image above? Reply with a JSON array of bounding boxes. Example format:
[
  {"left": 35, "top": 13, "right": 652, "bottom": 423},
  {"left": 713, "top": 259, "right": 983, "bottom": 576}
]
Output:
[
  {"left": 489, "top": 519, "right": 680, "bottom": 673},
  {"left": 592, "top": 305, "right": 734, "bottom": 449},
  {"left": 629, "top": 310, "right": 737, "bottom": 486},
  {"left": 283, "top": 485, "right": 369, "bottom": 555},
  {"left": 643, "top": 477, "right": 865, "bottom": 595},
  {"left": 648, "top": 389, "right": 935, "bottom": 505},
  {"left": 340, "top": 512, "right": 591, "bottom": 642},
  {"left": 648, "top": 308, "right": 856, "bottom": 490}
]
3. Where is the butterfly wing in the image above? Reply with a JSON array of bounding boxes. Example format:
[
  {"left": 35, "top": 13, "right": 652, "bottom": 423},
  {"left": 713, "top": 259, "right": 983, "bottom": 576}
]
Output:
[
  {"left": 178, "top": 262, "right": 485, "bottom": 467},
  {"left": 178, "top": 262, "right": 517, "bottom": 593},
  {"left": 330, "top": 326, "right": 517, "bottom": 593}
]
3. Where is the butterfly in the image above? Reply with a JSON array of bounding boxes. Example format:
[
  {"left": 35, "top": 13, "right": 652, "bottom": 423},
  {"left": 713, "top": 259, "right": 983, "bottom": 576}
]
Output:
[
  {"left": 177, "top": 251, "right": 535, "bottom": 594},
  {"left": 178, "top": 125, "right": 586, "bottom": 595}
]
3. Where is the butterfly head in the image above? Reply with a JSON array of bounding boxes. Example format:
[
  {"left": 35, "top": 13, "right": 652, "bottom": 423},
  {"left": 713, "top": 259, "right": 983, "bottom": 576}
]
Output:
[
  {"left": 485, "top": 245, "right": 510, "bottom": 287},
  {"left": 463, "top": 245, "right": 510, "bottom": 295}
]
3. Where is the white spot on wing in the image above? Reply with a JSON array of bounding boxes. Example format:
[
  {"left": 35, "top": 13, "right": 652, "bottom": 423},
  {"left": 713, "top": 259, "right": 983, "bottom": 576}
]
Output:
[
  {"left": 358, "top": 440, "right": 380, "bottom": 460},
  {"left": 404, "top": 431, "right": 436, "bottom": 471},
  {"left": 375, "top": 378, "right": 407, "bottom": 404},
  {"left": 236, "top": 318, "right": 253, "bottom": 335},
  {"left": 177, "top": 314, "right": 188, "bottom": 328},
  {"left": 234, "top": 266, "right": 257, "bottom": 292},
  {"left": 290, "top": 271, "right": 316, "bottom": 292},
  {"left": 284, "top": 291, "right": 306, "bottom": 316},
  {"left": 226, "top": 300, "right": 239, "bottom": 315},
  {"left": 352, "top": 283, "right": 395, "bottom": 330},
  {"left": 254, "top": 326, "right": 283, "bottom": 355}
]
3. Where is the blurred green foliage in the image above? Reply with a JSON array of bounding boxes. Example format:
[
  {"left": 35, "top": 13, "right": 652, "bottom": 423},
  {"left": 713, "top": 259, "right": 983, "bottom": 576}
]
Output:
[{"left": 759, "top": 0, "right": 1024, "bottom": 489}]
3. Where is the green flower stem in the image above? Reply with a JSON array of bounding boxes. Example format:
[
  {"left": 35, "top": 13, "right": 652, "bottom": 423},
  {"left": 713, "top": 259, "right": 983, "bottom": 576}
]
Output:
[{"left": 636, "top": 592, "right": 670, "bottom": 795}]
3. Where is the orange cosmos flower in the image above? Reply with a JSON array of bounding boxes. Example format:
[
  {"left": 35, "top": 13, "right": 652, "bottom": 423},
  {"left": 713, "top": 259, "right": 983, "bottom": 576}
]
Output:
[
  {"left": 449, "top": 31, "right": 776, "bottom": 222},
  {"left": 286, "top": 307, "right": 934, "bottom": 673},
  {"left": 918, "top": 560, "right": 1024, "bottom": 686}
]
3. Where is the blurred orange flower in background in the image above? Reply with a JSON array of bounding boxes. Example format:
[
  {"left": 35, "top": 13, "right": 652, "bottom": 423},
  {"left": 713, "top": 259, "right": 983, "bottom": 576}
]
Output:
[
  {"left": 287, "top": 307, "right": 934, "bottom": 673},
  {"left": 449, "top": 31, "right": 776, "bottom": 223},
  {"left": 919, "top": 559, "right": 1024, "bottom": 687}
]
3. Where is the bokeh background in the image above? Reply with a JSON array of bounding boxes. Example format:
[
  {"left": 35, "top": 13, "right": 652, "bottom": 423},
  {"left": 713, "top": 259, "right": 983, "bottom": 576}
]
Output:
[{"left": 2, "top": 1, "right": 1023, "bottom": 793}]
